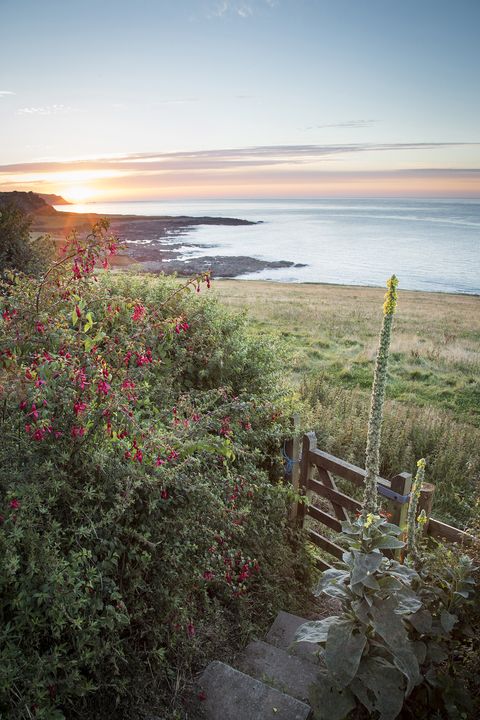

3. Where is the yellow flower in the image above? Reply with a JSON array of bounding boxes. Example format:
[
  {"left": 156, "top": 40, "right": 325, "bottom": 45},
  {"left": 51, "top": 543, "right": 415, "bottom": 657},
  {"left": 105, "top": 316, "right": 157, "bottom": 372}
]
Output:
[
  {"left": 383, "top": 275, "right": 399, "bottom": 315},
  {"left": 364, "top": 513, "right": 376, "bottom": 529},
  {"left": 417, "top": 509, "right": 428, "bottom": 526},
  {"left": 417, "top": 458, "right": 426, "bottom": 469}
]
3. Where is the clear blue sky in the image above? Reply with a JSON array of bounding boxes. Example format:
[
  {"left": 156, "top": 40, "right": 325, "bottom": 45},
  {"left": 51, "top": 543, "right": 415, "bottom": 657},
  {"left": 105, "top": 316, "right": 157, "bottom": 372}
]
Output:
[{"left": 1, "top": 0, "right": 479, "bottom": 199}]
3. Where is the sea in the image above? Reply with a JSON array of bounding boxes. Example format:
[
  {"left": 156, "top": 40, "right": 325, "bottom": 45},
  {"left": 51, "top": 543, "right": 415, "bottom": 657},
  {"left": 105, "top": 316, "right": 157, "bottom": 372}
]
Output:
[{"left": 56, "top": 198, "right": 480, "bottom": 294}]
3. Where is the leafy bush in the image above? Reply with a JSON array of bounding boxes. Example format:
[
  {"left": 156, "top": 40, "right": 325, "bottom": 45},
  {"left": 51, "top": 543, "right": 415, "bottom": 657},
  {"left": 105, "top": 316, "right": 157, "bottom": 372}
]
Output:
[
  {"left": 0, "top": 202, "right": 53, "bottom": 277},
  {"left": 0, "top": 223, "right": 310, "bottom": 718}
]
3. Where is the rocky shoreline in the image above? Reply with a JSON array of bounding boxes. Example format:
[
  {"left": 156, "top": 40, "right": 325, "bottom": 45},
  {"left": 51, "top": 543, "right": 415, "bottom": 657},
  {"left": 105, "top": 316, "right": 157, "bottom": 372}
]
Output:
[
  {"left": 1, "top": 191, "right": 306, "bottom": 278},
  {"left": 32, "top": 209, "right": 305, "bottom": 278}
]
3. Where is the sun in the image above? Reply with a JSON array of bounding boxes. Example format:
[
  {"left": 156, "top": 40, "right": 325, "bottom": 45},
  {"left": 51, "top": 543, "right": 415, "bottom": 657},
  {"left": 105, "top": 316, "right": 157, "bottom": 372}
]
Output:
[{"left": 63, "top": 185, "right": 94, "bottom": 203}]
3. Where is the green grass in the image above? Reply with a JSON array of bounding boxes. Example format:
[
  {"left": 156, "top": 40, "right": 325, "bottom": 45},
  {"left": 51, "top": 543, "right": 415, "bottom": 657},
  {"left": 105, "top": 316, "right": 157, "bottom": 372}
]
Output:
[
  {"left": 213, "top": 280, "right": 480, "bottom": 528},
  {"left": 214, "top": 280, "right": 480, "bottom": 426}
]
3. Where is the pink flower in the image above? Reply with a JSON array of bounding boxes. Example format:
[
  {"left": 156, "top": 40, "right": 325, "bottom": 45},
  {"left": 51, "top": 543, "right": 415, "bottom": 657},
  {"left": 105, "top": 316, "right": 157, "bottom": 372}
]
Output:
[
  {"left": 35, "top": 322, "right": 45, "bottom": 334},
  {"left": 9, "top": 498, "right": 20, "bottom": 510},
  {"left": 161, "top": 488, "right": 169, "bottom": 500},
  {"left": 155, "top": 457, "right": 165, "bottom": 466},
  {"left": 97, "top": 380, "right": 111, "bottom": 396},
  {"left": 133, "top": 449, "right": 143, "bottom": 463},
  {"left": 203, "top": 570, "right": 214, "bottom": 581},
  {"left": 71, "top": 426, "right": 85, "bottom": 438},
  {"left": 132, "top": 304, "right": 146, "bottom": 322},
  {"left": 74, "top": 400, "right": 87, "bottom": 416},
  {"left": 32, "top": 428, "right": 47, "bottom": 441},
  {"left": 187, "top": 623, "right": 195, "bottom": 638}
]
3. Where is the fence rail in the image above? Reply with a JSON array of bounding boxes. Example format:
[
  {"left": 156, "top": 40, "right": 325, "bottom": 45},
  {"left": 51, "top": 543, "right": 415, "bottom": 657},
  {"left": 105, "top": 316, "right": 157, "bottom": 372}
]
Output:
[{"left": 290, "top": 431, "right": 477, "bottom": 570}]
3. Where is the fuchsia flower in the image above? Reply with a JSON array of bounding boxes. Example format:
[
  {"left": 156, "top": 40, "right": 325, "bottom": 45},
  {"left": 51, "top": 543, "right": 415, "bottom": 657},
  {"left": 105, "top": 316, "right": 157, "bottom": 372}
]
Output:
[
  {"left": 161, "top": 488, "right": 169, "bottom": 500},
  {"left": 74, "top": 400, "right": 87, "bottom": 416},
  {"left": 75, "top": 368, "right": 88, "bottom": 389},
  {"left": 9, "top": 498, "right": 21, "bottom": 510},
  {"left": 71, "top": 426, "right": 85, "bottom": 438},
  {"left": 132, "top": 304, "right": 146, "bottom": 322},
  {"left": 35, "top": 322, "right": 45, "bottom": 334},
  {"left": 187, "top": 623, "right": 195, "bottom": 638},
  {"left": 97, "top": 380, "right": 111, "bottom": 396},
  {"left": 203, "top": 570, "right": 214, "bottom": 581}
]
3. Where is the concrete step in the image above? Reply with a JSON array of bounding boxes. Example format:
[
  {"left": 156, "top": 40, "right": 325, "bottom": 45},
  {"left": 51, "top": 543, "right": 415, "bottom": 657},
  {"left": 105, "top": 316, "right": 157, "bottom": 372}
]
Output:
[
  {"left": 235, "top": 639, "right": 322, "bottom": 703},
  {"left": 265, "top": 611, "right": 321, "bottom": 663},
  {"left": 198, "top": 660, "right": 312, "bottom": 720}
]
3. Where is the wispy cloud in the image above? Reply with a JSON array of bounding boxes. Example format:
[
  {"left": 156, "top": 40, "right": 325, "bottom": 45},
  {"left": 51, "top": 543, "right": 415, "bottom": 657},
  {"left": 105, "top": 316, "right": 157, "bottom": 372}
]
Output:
[
  {"left": 209, "top": 0, "right": 276, "bottom": 18},
  {"left": 17, "top": 104, "right": 80, "bottom": 116},
  {"left": 1, "top": 142, "right": 479, "bottom": 198},
  {"left": 308, "top": 119, "right": 377, "bottom": 130},
  {"left": 1, "top": 142, "right": 479, "bottom": 175},
  {"left": 0, "top": 91, "right": 15, "bottom": 97}
]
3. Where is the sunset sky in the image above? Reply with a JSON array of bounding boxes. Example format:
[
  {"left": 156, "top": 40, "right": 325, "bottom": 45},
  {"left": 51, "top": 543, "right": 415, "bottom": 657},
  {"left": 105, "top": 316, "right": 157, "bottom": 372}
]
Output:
[{"left": 1, "top": 0, "right": 479, "bottom": 201}]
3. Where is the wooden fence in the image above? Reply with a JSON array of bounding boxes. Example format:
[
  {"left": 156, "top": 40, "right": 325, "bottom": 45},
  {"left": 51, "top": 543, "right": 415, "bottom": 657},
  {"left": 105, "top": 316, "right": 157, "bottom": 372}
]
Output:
[{"left": 286, "top": 430, "right": 477, "bottom": 570}]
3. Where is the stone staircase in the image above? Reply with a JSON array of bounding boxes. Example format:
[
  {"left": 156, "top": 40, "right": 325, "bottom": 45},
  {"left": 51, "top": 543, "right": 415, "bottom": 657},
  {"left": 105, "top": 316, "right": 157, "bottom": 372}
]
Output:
[{"left": 196, "top": 611, "right": 323, "bottom": 720}]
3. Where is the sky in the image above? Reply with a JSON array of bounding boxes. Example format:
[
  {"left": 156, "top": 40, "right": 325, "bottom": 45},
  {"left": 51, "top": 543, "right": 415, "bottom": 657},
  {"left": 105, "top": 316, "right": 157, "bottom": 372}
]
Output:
[{"left": 1, "top": 0, "right": 479, "bottom": 201}]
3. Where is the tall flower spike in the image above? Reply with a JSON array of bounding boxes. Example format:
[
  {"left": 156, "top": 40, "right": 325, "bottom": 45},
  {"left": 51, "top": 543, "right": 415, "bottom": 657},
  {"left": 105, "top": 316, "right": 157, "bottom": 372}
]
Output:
[
  {"left": 362, "top": 275, "right": 399, "bottom": 517},
  {"left": 407, "top": 458, "right": 426, "bottom": 563}
]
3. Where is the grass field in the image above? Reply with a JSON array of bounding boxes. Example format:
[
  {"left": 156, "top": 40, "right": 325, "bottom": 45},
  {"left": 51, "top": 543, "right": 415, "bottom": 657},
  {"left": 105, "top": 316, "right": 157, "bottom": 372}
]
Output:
[{"left": 213, "top": 280, "right": 480, "bottom": 527}]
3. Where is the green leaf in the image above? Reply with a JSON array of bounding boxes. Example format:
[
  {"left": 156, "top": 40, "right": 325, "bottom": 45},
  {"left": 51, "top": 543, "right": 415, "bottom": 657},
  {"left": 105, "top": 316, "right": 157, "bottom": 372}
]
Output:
[
  {"left": 394, "top": 589, "right": 422, "bottom": 615},
  {"left": 295, "top": 616, "right": 341, "bottom": 645},
  {"left": 350, "top": 550, "right": 383, "bottom": 586},
  {"left": 440, "top": 609, "right": 458, "bottom": 633},
  {"left": 370, "top": 596, "right": 421, "bottom": 695},
  {"left": 354, "top": 656, "right": 405, "bottom": 720},
  {"left": 309, "top": 673, "right": 356, "bottom": 720},
  {"left": 316, "top": 568, "right": 350, "bottom": 599},
  {"left": 71, "top": 307, "right": 78, "bottom": 326},
  {"left": 371, "top": 535, "right": 405, "bottom": 550},
  {"left": 325, "top": 620, "right": 367, "bottom": 689},
  {"left": 408, "top": 609, "right": 432, "bottom": 634}
]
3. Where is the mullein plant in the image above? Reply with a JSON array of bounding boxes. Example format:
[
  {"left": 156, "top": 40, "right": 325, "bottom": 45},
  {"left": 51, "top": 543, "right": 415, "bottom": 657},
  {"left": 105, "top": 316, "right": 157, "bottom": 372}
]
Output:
[
  {"left": 362, "top": 274, "right": 398, "bottom": 517},
  {"left": 406, "top": 458, "right": 426, "bottom": 566},
  {"left": 295, "top": 277, "right": 429, "bottom": 720}
]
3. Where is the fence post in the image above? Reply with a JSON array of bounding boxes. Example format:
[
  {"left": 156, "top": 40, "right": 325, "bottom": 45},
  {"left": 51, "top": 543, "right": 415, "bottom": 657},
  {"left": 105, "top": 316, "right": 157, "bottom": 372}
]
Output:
[
  {"left": 417, "top": 482, "right": 435, "bottom": 534},
  {"left": 286, "top": 415, "right": 301, "bottom": 523},
  {"left": 389, "top": 472, "right": 412, "bottom": 530},
  {"left": 297, "top": 432, "right": 317, "bottom": 528}
]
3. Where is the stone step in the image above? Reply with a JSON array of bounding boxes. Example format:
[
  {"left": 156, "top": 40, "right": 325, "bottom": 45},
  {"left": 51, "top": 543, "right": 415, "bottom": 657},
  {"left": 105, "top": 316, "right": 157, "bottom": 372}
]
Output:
[
  {"left": 198, "top": 660, "right": 312, "bottom": 720},
  {"left": 235, "top": 639, "right": 322, "bottom": 704},
  {"left": 265, "top": 611, "right": 321, "bottom": 663}
]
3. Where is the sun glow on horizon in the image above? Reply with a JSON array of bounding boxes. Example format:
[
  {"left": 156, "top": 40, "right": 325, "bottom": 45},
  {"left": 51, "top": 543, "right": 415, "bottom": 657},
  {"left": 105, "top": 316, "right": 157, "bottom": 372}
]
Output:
[{"left": 62, "top": 185, "right": 96, "bottom": 203}]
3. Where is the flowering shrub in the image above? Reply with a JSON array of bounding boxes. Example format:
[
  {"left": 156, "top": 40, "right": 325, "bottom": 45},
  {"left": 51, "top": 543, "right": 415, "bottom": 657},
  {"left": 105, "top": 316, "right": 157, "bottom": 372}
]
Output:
[{"left": 0, "top": 222, "right": 309, "bottom": 718}]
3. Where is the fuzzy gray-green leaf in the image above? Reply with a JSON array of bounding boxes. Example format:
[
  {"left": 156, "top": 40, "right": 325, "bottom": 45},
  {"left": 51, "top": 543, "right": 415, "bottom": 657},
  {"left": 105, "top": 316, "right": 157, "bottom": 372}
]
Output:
[
  {"left": 295, "top": 615, "right": 341, "bottom": 645},
  {"left": 325, "top": 621, "right": 367, "bottom": 689},
  {"left": 350, "top": 550, "right": 383, "bottom": 586}
]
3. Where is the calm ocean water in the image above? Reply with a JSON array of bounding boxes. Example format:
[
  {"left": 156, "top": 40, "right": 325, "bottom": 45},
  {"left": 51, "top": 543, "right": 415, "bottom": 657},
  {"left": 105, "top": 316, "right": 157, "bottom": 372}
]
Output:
[{"left": 57, "top": 199, "right": 480, "bottom": 294}]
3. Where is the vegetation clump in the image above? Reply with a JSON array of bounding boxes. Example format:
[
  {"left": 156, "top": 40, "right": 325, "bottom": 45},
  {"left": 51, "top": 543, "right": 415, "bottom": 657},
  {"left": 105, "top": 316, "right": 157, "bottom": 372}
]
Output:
[
  {"left": 296, "top": 276, "right": 478, "bottom": 720},
  {"left": 0, "top": 221, "right": 310, "bottom": 719}
]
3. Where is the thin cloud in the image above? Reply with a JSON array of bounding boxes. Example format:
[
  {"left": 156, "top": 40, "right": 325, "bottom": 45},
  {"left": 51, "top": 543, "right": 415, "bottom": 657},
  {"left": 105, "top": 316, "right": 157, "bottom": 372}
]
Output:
[
  {"left": 308, "top": 119, "right": 377, "bottom": 130},
  {"left": 1, "top": 142, "right": 479, "bottom": 176},
  {"left": 209, "top": 0, "right": 276, "bottom": 18},
  {"left": 17, "top": 104, "right": 80, "bottom": 116},
  {"left": 0, "top": 91, "right": 15, "bottom": 97}
]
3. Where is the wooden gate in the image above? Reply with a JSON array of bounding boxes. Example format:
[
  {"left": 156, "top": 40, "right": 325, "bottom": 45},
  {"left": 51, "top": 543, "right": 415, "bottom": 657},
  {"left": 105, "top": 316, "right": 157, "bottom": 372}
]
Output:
[{"left": 288, "top": 431, "right": 476, "bottom": 570}]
